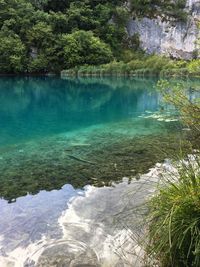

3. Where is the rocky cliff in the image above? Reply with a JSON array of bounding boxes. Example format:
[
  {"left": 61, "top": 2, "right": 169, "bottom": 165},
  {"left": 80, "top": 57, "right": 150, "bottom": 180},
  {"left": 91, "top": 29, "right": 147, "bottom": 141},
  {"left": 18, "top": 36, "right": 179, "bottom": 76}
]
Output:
[{"left": 127, "top": 0, "right": 200, "bottom": 59}]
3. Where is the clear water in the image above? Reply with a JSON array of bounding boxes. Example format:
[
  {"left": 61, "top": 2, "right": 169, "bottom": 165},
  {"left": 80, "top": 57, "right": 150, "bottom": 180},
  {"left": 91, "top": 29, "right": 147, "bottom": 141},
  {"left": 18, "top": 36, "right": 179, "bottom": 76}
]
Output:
[
  {"left": 0, "top": 76, "right": 183, "bottom": 201},
  {"left": 0, "top": 76, "right": 159, "bottom": 147},
  {"left": 0, "top": 76, "right": 196, "bottom": 267}
]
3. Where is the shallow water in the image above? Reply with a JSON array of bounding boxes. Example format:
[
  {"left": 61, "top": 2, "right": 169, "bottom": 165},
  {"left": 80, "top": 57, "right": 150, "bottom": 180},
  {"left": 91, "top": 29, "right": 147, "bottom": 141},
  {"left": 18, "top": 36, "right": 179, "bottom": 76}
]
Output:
[
  {"left": 0, "top": 76, "right": 182, "bottom": 201},
  {"left": 0, "top": 76, "right": 197, "bottom": 266}
]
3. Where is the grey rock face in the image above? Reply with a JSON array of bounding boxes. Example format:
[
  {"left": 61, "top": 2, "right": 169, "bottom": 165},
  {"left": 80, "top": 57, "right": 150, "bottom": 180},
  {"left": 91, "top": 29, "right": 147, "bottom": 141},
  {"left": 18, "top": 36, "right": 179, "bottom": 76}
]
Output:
[{"left": 127, "top": 0, "right": 200, "bottom": 59}]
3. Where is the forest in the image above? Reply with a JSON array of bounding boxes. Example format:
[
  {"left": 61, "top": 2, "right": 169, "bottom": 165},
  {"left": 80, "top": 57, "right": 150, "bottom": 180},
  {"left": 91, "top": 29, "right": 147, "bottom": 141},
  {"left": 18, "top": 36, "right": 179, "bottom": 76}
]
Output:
[{"left": 0, "top": 0, "right": 187, "bottom": 73}]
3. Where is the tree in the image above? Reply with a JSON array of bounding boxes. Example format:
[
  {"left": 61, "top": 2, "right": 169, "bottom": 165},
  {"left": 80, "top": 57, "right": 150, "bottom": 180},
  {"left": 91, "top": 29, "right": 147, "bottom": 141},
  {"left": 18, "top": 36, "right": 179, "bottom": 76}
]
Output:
[
  {"left": 0, "top": 0, "right": 130, "bottom": 73},
  {"left": 130, "top": 0, "right": 187, "bottom": 21},
  {"left": 66, "top": 2, "right": 99, "bottom": 32},
  {"left": 26, "top": 22, "right": 59, "bottom": 73},
  {"left": 60, "top": 30, "right": 113, "bottom": 68},
  {"left": 0, "top": 31, "right": 26, "bottom": 73},
  {"left": 43, "top": 0, "right": 72, "bottom": 12}
]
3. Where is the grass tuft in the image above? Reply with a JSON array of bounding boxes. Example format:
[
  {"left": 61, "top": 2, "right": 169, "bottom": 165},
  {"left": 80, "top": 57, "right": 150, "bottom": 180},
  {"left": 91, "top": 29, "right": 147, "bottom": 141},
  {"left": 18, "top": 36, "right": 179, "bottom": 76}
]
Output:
[{"left": 146, "top": 155, "right": 200, "bottom": 267}]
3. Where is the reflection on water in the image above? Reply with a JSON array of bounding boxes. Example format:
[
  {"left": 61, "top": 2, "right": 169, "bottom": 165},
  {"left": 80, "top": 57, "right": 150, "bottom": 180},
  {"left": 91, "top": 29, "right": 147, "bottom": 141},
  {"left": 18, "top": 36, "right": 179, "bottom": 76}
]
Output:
[
  {"left": 0, "top": 161, "right": 173, "bottom": 267},
  {"left": 0, "top": 76, "right": 199, "bottom": 266},
  {"left": 0, "top": 184, "right": 81, "bottom": 266},
  {"left": 0, "top": 77, "right": 158, "bottom": 146},
  {"left": 0, "top": 76, "right": 173, "bottom": 201}
]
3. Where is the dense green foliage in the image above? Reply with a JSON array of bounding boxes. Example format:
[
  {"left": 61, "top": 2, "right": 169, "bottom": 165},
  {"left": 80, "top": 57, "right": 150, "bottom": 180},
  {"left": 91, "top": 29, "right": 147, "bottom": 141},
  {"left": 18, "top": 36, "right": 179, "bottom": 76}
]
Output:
[
  {"left": 61, "top": 31, "right": 113, "bottom": 68},
  {"left": 0, "top": 31, "right": 26, "bottom": 73},
  {"left": 61, "top": 53, "right": 200, "bottom": 77},
  {"left": 130, "top": 0, "right": 187, "bottom": 21},
  {"left": 0, "top": 0, "right": 189, "bottom": 74},
  {"left": 0, "top": 0, "right": 126, "bottom": 73}
]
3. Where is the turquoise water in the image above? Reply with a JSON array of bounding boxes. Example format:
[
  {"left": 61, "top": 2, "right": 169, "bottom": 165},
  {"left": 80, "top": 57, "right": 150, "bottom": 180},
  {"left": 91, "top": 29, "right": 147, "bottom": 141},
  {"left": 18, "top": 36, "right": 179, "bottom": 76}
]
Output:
[
  {"left": 0, "top": 76, "right": 186, "bottom": 202},
  {"left": 0, "top": 76, "right": 159, "bottom": 146},
  {"left": 0, "top": 76, "right": 198, "bottom": 267}
]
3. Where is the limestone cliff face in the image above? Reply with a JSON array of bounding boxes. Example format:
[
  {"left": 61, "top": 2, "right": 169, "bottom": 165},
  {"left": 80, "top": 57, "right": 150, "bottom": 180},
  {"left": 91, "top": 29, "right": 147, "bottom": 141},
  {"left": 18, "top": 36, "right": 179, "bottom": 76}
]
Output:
[{"left": 127, "top": 0, "right": 200, "bottom": 59}]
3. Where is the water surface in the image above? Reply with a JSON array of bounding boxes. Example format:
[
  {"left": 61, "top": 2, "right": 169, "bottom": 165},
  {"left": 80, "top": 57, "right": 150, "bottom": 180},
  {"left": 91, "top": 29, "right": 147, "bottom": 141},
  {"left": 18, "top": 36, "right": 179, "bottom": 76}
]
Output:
[
  {"left": 0, "top": 76, "right": 183, "bottom": 201},
  {"left": 0, "top": 76, "right": 197, "bottom": 266}
]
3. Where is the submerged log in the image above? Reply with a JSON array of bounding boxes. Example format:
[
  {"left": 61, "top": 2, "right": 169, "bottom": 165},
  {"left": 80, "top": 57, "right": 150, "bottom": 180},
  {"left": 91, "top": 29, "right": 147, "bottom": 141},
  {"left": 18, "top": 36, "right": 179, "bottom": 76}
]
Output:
[{"left": 67, "top": 154, "right": 96, "bottom": 165}]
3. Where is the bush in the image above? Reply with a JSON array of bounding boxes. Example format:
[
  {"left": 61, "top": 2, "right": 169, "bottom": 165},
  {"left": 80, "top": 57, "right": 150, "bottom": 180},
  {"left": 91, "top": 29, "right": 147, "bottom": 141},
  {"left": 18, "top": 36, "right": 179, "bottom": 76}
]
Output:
[{"left": 0, "top": 31, "right": 26, "bottom": 73}]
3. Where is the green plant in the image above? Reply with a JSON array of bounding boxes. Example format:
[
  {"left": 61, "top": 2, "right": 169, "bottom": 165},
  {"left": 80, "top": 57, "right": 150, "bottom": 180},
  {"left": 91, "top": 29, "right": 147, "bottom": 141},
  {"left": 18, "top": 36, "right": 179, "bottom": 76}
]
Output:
[
  {"left": 157, "top": 80, "right": 200, "bottom": 132},
  {"left": 147, "top": 155, "right": 200, "bottom": 267},
  {"left": 0, "top": 31, "right": 26, "bottom": 73},
  {"left": 146, "top": 79, "right": 200, "bottom": 266},
  {"left": 130, "top": 0, "right": 187, "bottom": 21},
  {"left": 187, "top": 60, "right": 200, "bottom": 74},
  {"left": 61, "top": 30, "right": 113, "bottom": 69}
]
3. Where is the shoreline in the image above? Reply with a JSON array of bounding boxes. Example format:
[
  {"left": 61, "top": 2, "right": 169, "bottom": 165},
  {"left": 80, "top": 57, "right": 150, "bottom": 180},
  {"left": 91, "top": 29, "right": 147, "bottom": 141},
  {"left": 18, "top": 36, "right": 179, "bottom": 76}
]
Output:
[{"left": 61, "top": 71, "right": 200, "bottom": 79}]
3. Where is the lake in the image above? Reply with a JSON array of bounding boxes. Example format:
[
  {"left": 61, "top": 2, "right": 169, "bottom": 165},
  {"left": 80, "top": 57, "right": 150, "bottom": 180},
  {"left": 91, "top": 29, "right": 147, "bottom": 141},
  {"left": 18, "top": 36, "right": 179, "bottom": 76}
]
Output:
[{"left": 0, "top": 76, "right": 196, "bottom": 266}]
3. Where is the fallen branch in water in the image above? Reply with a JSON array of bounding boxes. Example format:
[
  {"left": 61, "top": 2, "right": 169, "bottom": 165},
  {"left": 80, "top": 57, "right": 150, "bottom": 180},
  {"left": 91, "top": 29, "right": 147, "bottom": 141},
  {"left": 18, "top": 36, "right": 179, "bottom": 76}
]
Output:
[
  {"left": 70, "top": 143, "right": 91, "bottom": 147},
  {"left": 67, "top": 154, "right": 96, "bottom": 165}
]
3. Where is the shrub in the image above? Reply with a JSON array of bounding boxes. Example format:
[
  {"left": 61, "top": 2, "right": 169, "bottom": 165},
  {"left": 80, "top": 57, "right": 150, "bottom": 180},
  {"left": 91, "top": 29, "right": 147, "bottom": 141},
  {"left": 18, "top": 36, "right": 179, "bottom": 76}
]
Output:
[{"left": 0, "top": 31, "right": 26, "bottom": 73}]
